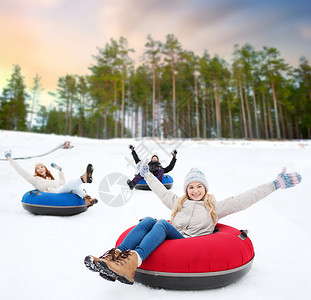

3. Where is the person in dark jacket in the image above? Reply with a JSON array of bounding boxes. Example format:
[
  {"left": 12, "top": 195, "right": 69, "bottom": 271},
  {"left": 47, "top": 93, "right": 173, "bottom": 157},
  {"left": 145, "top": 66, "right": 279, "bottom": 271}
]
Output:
[{"left": 127, "top": 145, "right": 177, "bottom": 190}]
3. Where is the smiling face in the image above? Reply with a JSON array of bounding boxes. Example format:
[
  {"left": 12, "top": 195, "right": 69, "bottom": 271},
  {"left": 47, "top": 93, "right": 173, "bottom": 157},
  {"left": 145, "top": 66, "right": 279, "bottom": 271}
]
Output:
[
  {"left": 186, "top": 181, "right": 206, "bottom": 201},
  {"left": 35, "top": 164, "right": 47, "bottom": 177}
]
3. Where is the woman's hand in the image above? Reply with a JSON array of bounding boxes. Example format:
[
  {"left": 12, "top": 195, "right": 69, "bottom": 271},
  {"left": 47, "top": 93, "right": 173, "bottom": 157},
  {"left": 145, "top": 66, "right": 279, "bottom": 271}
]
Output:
[
  {"left": 4, "top": 150, "right": 13, "bottom": 161},
  {"left": 273, "top": 167, "right": 302, "bottom": 189},
  {"left": 171, "top": 149, "right": 177, "bottom": 157},
  {"left": 51, "top": 163, "right": 62, "bottom": 171},
  {"left": 137, "top": 160, "right": 150, "bottom": 177}
]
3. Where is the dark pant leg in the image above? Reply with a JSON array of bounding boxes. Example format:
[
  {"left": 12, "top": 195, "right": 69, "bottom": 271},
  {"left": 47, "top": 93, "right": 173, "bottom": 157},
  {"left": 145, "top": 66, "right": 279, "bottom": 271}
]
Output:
[
  {"left": 132, "top": 173, "right": 143, "bottom": 185},
  {"left": 154, "top": 168, "right": 164, "bottom": 182}
]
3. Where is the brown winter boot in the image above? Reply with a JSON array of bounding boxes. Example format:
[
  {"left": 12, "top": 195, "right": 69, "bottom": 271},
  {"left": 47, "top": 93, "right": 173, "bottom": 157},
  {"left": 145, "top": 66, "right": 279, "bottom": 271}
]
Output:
[
  {"left": 97, "top": 250, "right": 138, "bottom": 285},
  {"left": 81, "top": 164, "right": 93, "bottom": 183},
  {"left": 84, "top": 248, "right": 121, "bottom": 282},
  {"left": 83, "top": 195, "right": 98, "bottom": 207}
]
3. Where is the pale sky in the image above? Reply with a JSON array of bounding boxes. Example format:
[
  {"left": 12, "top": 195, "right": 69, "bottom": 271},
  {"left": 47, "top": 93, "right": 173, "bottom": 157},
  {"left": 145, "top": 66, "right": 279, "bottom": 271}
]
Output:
[{"left": 1, "top": 0, "right": 311, "bottom": 105}]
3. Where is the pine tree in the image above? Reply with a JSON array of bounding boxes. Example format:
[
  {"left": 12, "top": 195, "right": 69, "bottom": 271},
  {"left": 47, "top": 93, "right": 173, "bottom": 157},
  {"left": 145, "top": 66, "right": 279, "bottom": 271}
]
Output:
[
  {"left": 163, "top": 34, "right": 183, "bottom": 137},
  {"left": 118, "top": 36, "right": 134, "bottom": 137},
  {"left": 260, "top": 47, "right": 290, "bottom": 139},
  {"left": 144, "top": 34, "right": 162, "bottom": 136},
  {"left": 1, "top": 65, "right": 28, "bottom": 130}
]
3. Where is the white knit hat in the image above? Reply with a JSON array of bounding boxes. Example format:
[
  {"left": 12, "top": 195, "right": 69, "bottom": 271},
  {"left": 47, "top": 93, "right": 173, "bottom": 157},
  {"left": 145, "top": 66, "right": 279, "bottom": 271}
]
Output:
[
  {"left": 34, "top": 162, "right": 47, "bottom": 169},
  {"left": 183, "top": 168, "right": 208, "bottom": 193}
]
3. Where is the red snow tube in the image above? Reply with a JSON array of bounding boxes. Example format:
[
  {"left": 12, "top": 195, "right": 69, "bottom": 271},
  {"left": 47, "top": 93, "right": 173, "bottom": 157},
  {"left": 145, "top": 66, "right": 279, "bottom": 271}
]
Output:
[{"left": 115, "top": 223, "right": 254, "bottom": 290}]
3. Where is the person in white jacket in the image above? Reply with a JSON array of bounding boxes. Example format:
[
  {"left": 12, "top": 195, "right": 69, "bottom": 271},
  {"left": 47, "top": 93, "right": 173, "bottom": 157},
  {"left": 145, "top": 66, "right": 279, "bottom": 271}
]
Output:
[
  {"left": 4, "top": 150, "right": 97, "bottom": 207},
  {"left": 84, "top": 163, "right": 302, "bottom": 285}
]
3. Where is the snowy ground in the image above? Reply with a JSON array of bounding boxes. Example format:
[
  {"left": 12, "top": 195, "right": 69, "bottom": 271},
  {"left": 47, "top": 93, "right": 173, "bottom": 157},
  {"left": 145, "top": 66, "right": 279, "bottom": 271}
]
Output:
[{"left": 0, "top": 130, "right": 310, "bottom": 300}]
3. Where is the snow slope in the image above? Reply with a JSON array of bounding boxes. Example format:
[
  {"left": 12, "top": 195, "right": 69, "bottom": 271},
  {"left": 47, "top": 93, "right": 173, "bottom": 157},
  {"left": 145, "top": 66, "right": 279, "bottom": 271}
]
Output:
[{"left": 0, "top": 130, "right": 310, "bottom": 300}]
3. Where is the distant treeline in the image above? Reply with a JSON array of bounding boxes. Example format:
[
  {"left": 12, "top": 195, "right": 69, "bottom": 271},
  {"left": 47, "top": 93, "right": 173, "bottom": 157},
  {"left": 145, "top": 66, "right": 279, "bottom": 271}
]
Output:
[{"left": 1, "top": 34, "right": 311, "bottom": 139}]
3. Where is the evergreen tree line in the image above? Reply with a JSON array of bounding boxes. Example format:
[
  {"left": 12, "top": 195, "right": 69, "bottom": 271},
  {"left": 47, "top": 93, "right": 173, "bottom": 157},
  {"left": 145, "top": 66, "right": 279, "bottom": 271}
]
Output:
[{"left": 1, "top": 34, "right": 311, "bottom": 139}]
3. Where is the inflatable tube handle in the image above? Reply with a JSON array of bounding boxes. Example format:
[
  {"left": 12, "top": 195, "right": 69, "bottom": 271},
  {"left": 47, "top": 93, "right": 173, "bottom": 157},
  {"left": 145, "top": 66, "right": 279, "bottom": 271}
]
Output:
[
  {"left": 238, "top": 230, "right": 248, "bottom": 240},
  {"left": 29, "top": 190, "right": 42, "bottom": 196}
]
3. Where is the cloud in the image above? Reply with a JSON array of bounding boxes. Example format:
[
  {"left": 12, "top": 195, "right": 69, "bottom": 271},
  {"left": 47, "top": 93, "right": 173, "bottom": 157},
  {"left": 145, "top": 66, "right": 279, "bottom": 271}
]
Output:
[
  {"left": 300, "top": 24, "right": 311, "bottom": 39},
  {"left": 97, "top": 0, "right": 249, "bottom": 38},
  {"left": 4, "top": 0, "right": 62, "bottom": 9},
  {"left": 1, "top": 0, "right": 311, "bottom": 99}
]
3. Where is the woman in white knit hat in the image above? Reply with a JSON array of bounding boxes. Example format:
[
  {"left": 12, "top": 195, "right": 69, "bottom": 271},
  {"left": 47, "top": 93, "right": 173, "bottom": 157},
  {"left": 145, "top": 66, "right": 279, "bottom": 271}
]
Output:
[
  {"left": 4, "top": 150, "right": 97, "bottom": 207},
  {"left": 85, "top": 162, "right": 302, "bottom": 285}
]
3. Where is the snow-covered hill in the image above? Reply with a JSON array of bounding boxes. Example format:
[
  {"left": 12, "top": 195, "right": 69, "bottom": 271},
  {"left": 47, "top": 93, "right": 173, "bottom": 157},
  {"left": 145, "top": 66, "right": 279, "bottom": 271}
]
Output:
[{"left": 1, "top": 130, "right": 310, "bottom": 300}]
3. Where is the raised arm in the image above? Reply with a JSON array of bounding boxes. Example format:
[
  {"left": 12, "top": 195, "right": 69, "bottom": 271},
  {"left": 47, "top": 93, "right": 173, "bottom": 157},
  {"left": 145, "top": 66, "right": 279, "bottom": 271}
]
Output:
[
  {"left": 50, "top": 163, "right": 65, "bottom": 186},
  {"left": 6, "top": 150, "right": 65, "bottom": 191},
  {"left": 129, "top": 145, "right": 140, "bottom": 164},
  {"left": 163, "top": 150, "right": 177, "bottom": 173},
  {"left": 216, "top": 168, "right": 302, "bottom": 219},
  {"left": 216, "top": 182, "right": 276, "bottom": 219},
  {"left": 8, "top": 159, "right": 39, "bottom": 187},
  {"left": 138, "top": 162, "right": 178, "bottom": 210}
]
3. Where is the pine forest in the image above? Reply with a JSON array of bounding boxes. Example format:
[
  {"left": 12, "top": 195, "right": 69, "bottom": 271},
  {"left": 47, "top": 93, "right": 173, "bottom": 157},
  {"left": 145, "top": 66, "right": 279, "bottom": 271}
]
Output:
[{"left": 1, "top": 34, "right": 311, "bottom": 140}]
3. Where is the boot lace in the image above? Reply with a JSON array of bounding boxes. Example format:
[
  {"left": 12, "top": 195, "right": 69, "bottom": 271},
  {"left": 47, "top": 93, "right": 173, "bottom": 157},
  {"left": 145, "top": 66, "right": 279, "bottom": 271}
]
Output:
[
  {"left": 99, "top": 248, "right": 119, "bottom": 261},
  {"left": 113, "top": 250, "right": 132, "bottom": 265}
]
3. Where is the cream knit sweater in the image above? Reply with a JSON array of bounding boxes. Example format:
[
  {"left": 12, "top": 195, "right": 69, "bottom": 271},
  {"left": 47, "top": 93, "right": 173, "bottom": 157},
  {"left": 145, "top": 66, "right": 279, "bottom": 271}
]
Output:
[
  {"left": 9, "top": 160, "right": 65, "bottom": 193},
  {"left": 144, "top": 172, "right": 276, "bottom": 237}
]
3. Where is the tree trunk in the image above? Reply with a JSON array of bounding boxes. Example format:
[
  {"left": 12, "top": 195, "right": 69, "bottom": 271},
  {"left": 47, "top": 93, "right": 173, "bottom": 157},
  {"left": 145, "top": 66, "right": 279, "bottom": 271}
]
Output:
[
  {"left": 78, "top": 95, "right": 84, "bottom": 137},
  {"left": 126, "top": 82, "right": 131, "bottom": 137},
  {"left": 267, "top": 97, "right": 274, "bottom": 138},
  {"left": 206, "top": 87, "right": 211, "bottom": 138},
  {"left": 262, "top": 92, "right": 269, "bottom": 139},
  {"left": 156, "top": 73, "right": 161, "bottom": 137},
  {"left": 270, "top": 78, "right": 281, "bottom": 139},
  {"left": 104, "top": 105, "right": 108, "bottom": 139},
  {"left": 278, "top": 103, "right": 286, "bottom": 139},
  {"left": 202, "top": 89, "right": 207, "bottom": 139},
  {"left": 239, "top": 79, "right": 248, "bottom": 138},
  {"left": 121, "top": 64, "right": 125, "bottom": 137},
  {"left": 187, "top": 97, "right": 191, "bottom": 137},
  {"left": 251, "top": 83, "right": 259, "bottom": 139},
  {"left": 243, "top": 79, "right": 253, "bottom": 138},
  {"left": 215, "top": 82, "right": 221, "bottom": 138},
  {"left": 285, "top": 109, "right": 293, "bottom": 139},
  {"left": 194, "top": 73, "right": 200, "bottom": 138},
  {"left": 69, "top": 98, "right": 73, "bottom": 136},
  {"left": 152, "top": 63, "right": 156, "bottom": 137},
  {"left": 65, "top": 97, "right": 69, "bottom": 135},
  {"left": 226, "top": 89, "right": 233, "bottom": 138},
  {"left": 28, "top": 91, "right": 36, "bottom": 131},
  {"left": 303, "top": 69, "right": 311, "bottom": 102},
  {"left": 114, "top": 80, "right": 118, "bottom": 137},
  {"left": 210, "top": 85, "right": 216, "bottom": 137},
  {"left": 172, "top": 56, "right": 176, "bottom": 138},
  {"left": 135, "top": 103, "right": 139, "bottom": 138}
]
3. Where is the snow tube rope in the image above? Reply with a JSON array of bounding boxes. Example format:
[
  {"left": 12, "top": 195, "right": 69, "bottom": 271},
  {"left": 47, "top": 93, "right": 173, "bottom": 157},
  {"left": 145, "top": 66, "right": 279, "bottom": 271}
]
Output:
[{"left": 0, "top": 141, "right": 73, "bottom": 161}]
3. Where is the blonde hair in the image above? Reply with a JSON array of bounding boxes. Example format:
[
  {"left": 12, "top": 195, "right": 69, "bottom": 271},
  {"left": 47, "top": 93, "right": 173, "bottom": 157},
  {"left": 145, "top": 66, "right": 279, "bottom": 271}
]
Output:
[{"left": 171, "top": 193, "right": 217, "bottom": 224}]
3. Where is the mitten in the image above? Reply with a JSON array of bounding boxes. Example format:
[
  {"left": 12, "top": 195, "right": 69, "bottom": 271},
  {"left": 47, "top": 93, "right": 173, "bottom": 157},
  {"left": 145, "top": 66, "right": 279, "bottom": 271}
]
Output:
[
  {"left": 172, "top": 149, "right": 177, "bottom": 157},
  {"left": 137, "top": 160, "right": 150, "bottom": 177},
  {"left": 51, "top": 163, "right": 62, "bottom": 171},
  {"left": 129, "top": 145, "right": 134, "bottom": 151},
  {"left": 4, "top": 150, "right": 12, "bottom": 158},
  {"left": 273, "top": 167, "right": 302, "bottom": 189}
]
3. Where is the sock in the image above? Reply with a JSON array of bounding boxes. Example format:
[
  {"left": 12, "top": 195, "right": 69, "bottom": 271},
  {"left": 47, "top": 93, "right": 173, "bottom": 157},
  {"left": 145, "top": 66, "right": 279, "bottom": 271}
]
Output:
[{"left": 132, "top": 251, "right": 142, "bottom": 267}]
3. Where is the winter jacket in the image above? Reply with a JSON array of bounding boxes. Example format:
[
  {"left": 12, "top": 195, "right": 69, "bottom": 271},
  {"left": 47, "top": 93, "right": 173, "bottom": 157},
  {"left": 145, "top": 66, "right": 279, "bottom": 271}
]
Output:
[
  {"left": 144, "top": 172, "right": 276, "bottom": 238},
  {"left": 131, "top": 150, "right": 177, "bottom": 174},
  {"left": 9, "top": 160, "right": 65, "bottom": 193}
]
